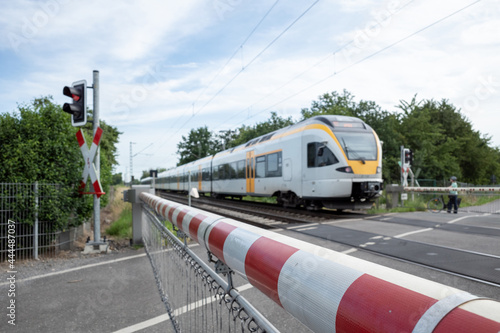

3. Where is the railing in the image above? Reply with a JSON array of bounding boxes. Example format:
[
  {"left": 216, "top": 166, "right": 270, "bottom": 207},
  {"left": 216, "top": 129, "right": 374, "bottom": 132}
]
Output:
[
  {"left": 405, "top": 186, "right": 500, "bottom": 214},
  {"left": 139, "top": 191, "right": 500, "bottom": 332},
  {"left": 0, "top": 182, "right": 74, "bottom": 261},
  {"left": 142, "top": 203, "right": 278, "bottom": 332}
]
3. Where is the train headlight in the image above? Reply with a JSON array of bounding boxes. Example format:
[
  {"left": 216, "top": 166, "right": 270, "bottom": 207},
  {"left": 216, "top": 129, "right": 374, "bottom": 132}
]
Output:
[
  {"left": 377, "top": 167, "right": 381, "bottom": 173},
  {"left": 336, "top": 166, "right": 353, "bottom": 173}
]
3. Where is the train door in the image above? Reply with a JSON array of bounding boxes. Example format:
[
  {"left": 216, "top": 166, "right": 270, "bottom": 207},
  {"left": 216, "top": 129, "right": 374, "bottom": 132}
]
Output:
[
  {"left": 283, "top": 158, "right": 292, "bottom": 181},
  {"left": 198, "top": 165, "right": 202, "bottom": 191},
  {"left": 246, "top": 151, "right": 255, "bottom": 193},
  {"left": 302, "top": 135, "right": 316, "bottom": 197}
]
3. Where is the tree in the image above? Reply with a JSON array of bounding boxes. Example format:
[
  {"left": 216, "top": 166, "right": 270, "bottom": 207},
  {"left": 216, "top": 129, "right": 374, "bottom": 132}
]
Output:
[
  {"left": 229, "top": 112, "right": 295, "bottom": 147},
  {"left": 112, "top": 172, "right": 123, "bottom": 185},
  {"left": 398, "top": 98, "right": 500, "bottom": 185},
  {"left": 140, "top": 168, "right": 167, "bottom": 180},
  {"left": 0, "top": 96, "right": 121, "bottom": 228},
  {"left": 177, "top": 126, "right": 218, "bottom": 165}
]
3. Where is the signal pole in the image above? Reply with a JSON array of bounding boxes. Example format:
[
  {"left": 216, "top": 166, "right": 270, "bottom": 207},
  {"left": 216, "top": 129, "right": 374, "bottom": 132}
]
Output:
[
  {"left": 93, "top": 70, "right": 102, "bottom": 245},
  {"left": 64, "top": 71, "right": 107, "bottom": 253}
]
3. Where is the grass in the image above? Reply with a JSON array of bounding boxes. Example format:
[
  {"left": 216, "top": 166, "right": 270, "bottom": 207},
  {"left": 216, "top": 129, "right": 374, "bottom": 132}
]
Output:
[
  {"left": 106, "top": 204, "right": 132, "bottom": 238},
  {"left": 105, "top": 186, "right": 132, "bottom": 239},
  {"left": 242, "top": 195, "right": 277, "bottom": 204},
  {"left": 459, "top": 194, "right": 500, "bottom": 207},
  {"left": 104, "top": 186, "right": 179, "bottom": 240}
]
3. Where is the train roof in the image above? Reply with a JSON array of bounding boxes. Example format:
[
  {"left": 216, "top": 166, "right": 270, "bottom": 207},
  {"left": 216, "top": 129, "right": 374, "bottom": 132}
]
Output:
[{"left": 211, "top": 115, "right": 370, "bottom": 159}]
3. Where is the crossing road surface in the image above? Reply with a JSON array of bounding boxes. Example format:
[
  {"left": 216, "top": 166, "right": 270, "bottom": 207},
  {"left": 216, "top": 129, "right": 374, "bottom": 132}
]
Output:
[
  {"left": 0, "top": 247, "right": 309, "bottom": 333},
  {"left": 1, "top": 211, "right": 499, "bottom": 332}
]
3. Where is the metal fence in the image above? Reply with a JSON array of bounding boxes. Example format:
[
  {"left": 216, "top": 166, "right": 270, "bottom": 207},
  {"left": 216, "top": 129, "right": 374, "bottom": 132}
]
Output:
[
  {"left": 404, "top": 186, "right": 500, "bottom": 214},
  {"left": 0, "top": 182, "right": 70, "bottom": 261},
  {"left": 142, "top": 204, "right": 278, "bottom": 333}
]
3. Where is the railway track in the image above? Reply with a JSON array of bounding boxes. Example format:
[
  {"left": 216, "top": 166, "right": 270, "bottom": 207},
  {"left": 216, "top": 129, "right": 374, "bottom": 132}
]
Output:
[
  {"left": 155, "top": 191, "right": 500, "bottom": 289},
  {"left": 157, "top": 191, "right": 361, "bottom": 228}
]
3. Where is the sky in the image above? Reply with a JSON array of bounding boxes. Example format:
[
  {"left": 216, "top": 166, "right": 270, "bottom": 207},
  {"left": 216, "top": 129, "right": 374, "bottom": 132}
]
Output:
[{"left": 1, "top": 0, "right": 499, "bottom": 182}]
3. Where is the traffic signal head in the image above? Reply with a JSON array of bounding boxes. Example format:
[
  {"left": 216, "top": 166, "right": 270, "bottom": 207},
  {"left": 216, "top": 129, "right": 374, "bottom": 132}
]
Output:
[
  {"left": 63, "top": 80, "right": 87, "bottom": 126},
  {"left": 404, "top": 148, "right": 413, "bottom": 165}
]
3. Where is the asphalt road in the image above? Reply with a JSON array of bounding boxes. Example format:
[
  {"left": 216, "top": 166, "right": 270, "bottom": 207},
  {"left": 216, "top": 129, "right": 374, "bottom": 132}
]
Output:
[{"left": 1, "top": 210, "right": 499, "bottom": 332}]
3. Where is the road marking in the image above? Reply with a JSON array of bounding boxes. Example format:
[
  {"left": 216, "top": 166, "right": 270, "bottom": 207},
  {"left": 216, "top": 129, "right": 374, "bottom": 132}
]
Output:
[
  {"left": 0, "top": 252, "right": 145, "bottom": 286},
  {"left": 370, "top": 236, "right": 383, "bottom": 240},
  {"left": 296, "top": 226, "right": 318, "bottom": 231},
  {"left": 394, "top": 228, "right": 434, "bottom": 238},
  {"left": 341, "top": 248, "right": 358, "bottom": 254},
  {"left": 447, "top": 214, "right": 490, "bottom": 224},
  {"left": 287, "top": 223, "right": 318, "bottom": 229},
  {"left": 323, "top": 218, "right": 361, "bottom": 225},
  {"left": 112, "top": 283, "right": 254, "bottom": 333},
  {"left": 0, "top": 245, "right": 200, "bottom": 286}
]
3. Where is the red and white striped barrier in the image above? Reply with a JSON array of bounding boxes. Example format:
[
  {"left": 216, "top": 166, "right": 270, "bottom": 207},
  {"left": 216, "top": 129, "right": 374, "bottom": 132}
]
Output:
[
  {"left": 140, "top": 192, "right": 500, "bottom": 333},
  {"left": 405, "top": 186, "right": 500, "bottom": 192}
]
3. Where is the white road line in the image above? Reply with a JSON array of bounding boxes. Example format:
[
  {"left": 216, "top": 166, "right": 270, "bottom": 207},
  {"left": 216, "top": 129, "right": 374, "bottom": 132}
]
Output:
[
  {"left": 112, "top": 283, "right": 254, "bottom": 333},
  {"left": 295, "top": 226, "right": 318, "bottom": 231},
  {"left": 447, "top": 214, "right": 491, "bottom": 224},
  {"left": 341, "top": 248, "right": 358, "bottom": 254},
  {"left": 394, "top": 228, "right": 434, "bottom": 238},
  {"left": 287, "top": 223, "right": 318, "bottom": 229},
  {"left": 323, "top": 218, "right": 361, "bottom": 225},
  {"left": 0, "top": 244, "right": 200, "bottom": 286},
  {"left": 0, "top": 253, "right": 146, "bottom": 286}
]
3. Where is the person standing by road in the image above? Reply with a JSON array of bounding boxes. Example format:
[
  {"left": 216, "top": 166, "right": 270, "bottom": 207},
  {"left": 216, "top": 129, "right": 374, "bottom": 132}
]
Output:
[{"left": 448, "top": 176, "right": 458, "bottom": 214}]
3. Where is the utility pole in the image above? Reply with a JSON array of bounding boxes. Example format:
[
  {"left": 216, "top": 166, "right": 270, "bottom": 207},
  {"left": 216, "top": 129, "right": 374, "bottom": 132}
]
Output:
[
  {"left": 92, "top": 70, "right": 102, "bottom": 245},
  {"left": 130, "top": 142, "right": 136, "bottom": 183}
]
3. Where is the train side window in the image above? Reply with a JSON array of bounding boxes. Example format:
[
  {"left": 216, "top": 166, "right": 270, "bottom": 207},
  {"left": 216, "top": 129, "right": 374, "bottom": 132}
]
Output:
[
  {"left": 266, "top": 152, "right": 282, "bottom": 177},
  {"left": 307, "top": 143, "right": 316, "bottom": 167},
  {"left": 255, "top": 156, "right": 266, "bottom": 178},
  {"left": 308, "top": 142, "right": 339, "bottom": 168},
  {"left": 237, "top": 160, "right": 245, "bottom": 178},
  {"left": 219, "top": 165, "right": 225, "bottom": 180},
  {"left": 213, "top": 166, "right": 219, "bottom": 180},
  {"left": 318, "top": 146, "right": 338, "bottom": 167},
  {"left": 230, "top": 162, "right": 237, "bottom": 179}
]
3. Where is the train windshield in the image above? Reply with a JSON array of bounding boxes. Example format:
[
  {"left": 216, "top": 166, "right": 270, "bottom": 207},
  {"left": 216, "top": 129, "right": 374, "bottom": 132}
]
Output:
[{"left": 335, "top": 132, "right": 377, "bottom": 161}]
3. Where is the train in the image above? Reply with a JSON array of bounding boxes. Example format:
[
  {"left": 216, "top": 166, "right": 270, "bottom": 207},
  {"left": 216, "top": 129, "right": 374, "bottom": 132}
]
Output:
[{"left": 142, "top": 115, "right": 383, "bottom": 210}]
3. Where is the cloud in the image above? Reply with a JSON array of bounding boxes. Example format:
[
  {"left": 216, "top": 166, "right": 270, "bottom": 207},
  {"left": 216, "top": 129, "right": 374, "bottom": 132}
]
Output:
[{"left": 1, "top": 0, "right": 500, "bottom": 180}]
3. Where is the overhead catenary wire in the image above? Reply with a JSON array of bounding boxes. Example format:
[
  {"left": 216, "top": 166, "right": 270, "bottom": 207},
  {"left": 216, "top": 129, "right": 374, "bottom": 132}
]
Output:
[
  {"left": 143, "top": 0, "right": 481, "bottom": 171},
  {"left": 221, "top": 0, "right": 482, "bottom": 129},
  {"left": 213, "top": 0, "right": 417, "bottom": 130},
  {"left": 192, "top": 0, "right": 320, "bottom": 118},
  {"left": 152, "top": 1, "right": 320, "bottom": 159},
  {"left": 147, "top": 0, "right": 281, "bottom": 157}
]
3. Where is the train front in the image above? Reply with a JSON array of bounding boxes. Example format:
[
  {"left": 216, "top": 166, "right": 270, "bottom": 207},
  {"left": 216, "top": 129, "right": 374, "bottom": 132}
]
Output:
[{"left": 316, "top": 116, "right": 383, "bottom": 210}]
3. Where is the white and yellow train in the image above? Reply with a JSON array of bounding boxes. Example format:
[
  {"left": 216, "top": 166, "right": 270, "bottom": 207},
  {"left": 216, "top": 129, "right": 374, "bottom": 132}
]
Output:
[{"left": 143, "top": 115, "right": 383, "bottom": 210}]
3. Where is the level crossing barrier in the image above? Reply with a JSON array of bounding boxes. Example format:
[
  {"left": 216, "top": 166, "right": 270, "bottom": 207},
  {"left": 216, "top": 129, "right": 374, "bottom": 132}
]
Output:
[
  {"left": 405, "top": 186, "right": 500, "bottom": 214},
  {"left": 142, "top": 203, "right": 278, "bottom": 332},
  {"left": 139, "top": 192, "right": 500, "bottom": 332}
]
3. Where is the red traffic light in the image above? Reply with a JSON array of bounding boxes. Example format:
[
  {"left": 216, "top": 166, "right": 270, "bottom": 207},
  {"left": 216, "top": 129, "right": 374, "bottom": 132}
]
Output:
[
  {"left": 63, "top": 86, "right": 82, "bottom": 102},
  {"left": 63, "top": 80, "right": 87, "bottom": 126}
]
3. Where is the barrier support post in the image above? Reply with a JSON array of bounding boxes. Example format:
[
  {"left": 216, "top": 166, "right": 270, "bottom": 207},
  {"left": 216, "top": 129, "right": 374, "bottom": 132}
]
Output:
[{"left": 125, "top": 185, "right": 154, "bottom": 245}]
